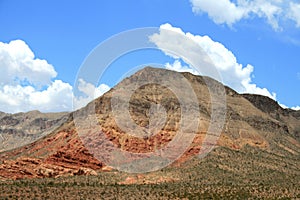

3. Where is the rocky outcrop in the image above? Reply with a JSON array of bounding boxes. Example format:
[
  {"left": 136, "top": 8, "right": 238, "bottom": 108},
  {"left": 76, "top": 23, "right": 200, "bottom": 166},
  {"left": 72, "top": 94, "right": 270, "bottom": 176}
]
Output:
[{"left": 0, "top": 157, "right": 98, "bottom": 179}]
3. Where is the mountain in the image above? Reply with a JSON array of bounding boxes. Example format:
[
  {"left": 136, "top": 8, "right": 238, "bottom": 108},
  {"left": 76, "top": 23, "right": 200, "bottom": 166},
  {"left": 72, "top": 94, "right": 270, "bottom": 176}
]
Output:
[
  {"left": 0, "top": 67, "right": 299, "bottom": 198},
  {"left": 242, "top": 94, "right": 300, "bottom": 140},
  {"left": 0, "top": 110, "right": 68, "bottom": 152}
]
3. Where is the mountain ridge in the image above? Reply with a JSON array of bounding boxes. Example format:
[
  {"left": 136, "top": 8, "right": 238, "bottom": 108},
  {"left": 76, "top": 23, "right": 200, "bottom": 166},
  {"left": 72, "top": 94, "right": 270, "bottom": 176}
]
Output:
[
  {"left": 0, "top": 110, "right": 69, "bottom": 153},
  {"left": 0, "top": 67, "right": 299, "bottom": 196}
]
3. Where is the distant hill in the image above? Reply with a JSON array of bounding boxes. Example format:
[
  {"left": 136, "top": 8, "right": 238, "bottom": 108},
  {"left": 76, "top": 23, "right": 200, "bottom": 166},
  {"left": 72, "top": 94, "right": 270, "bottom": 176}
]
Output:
[{"left": 0, "top": 110, "right": 68, "bottom": 152}]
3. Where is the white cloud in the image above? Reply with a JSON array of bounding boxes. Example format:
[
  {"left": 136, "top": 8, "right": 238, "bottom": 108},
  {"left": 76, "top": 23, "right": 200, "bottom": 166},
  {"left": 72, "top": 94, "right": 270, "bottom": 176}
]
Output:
[
  {"left": 73, "top": 79, "right": 110, "bottom": 110},
  {"left": 190, "top": 0, "right": 247, "bottom": 25},
  {"left": 190, "top": 0, "right": 300, "bottom": 30},
  {"left": 279, "top": 103, "right": 288, "bottom": 109},
  {"left": 291, "top": 106, "right": 300, "bottom": 111},
  {"left": 150, "top": 23, "right": 276, "bottom": 99},
  {"left": 0, "top": 40, "right": 57, "bottom": 86},
  {"left": 165, "top": 60, "right": 199, "bottom": 75},
  {"left": 288, "top": 2, "right": 300, "bottom": 27},
  {"left": 0, "top": 80, "right": 73, "bottom": 113},
  {"left": 0, "top": 40, "right": 110, "bottom": 113},
  {"left": 279, "top": 103, "right": 300, "bottom": 110}
]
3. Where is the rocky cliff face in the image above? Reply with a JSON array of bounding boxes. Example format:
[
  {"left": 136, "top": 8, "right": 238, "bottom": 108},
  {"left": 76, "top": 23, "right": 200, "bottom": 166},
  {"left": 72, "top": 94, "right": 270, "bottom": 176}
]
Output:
[{"left": 0, "top": 67, "right": 299, "bottom": 181}]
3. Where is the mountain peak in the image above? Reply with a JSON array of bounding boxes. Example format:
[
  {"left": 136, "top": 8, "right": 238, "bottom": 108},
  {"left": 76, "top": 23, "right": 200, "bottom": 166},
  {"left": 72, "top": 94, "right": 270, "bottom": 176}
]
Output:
[{"left": 0, "top": 66, "right": 299, "bottom": 183}]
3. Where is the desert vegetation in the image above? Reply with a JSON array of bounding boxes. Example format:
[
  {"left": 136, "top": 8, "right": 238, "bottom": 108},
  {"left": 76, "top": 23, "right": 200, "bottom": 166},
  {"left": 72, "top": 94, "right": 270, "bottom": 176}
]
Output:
[{"left": 1, "top": 146, "right": 299, "bottom": 199}]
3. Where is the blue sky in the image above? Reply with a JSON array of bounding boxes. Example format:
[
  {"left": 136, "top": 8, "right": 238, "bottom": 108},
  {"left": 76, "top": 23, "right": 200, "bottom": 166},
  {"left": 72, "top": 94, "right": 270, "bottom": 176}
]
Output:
[{"left": 0, "top": 0, "right": 299, "bottom": 113}]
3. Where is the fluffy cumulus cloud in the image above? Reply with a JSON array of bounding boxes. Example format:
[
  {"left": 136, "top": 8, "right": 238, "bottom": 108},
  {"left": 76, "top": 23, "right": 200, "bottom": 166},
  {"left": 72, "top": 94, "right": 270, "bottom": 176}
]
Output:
[
  {"left": 190, "top": 0, "right": 300, "bottom": 30},
  {"left": 279, "top": 103, "right": 288, "bottom": 109},
  {"left": 191, "top": 0, "right": 247, "bottom": 25},
  {"left": 73, "top": 79, "right": 110, "bottom": 110},
  {"left": 0, "top": 40, "right": 57, "bottom": 86},
  {"left": 279, "top": 103, "right": 300, "bottom": 111},
  {"left": 0, "top": 80, "right": 73, "bottom": 113},
  {"left": 292, "top": 106, "right": 300, "bottom": 110},
  {"left": 0, "top": 40, "right": 109, "bottom": 113},
  {"left": 149, "top": 23, "right": 276, "bottom": 99},
  {"left": 165, "top": 60, "right": 199, "bottom": 75}
]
